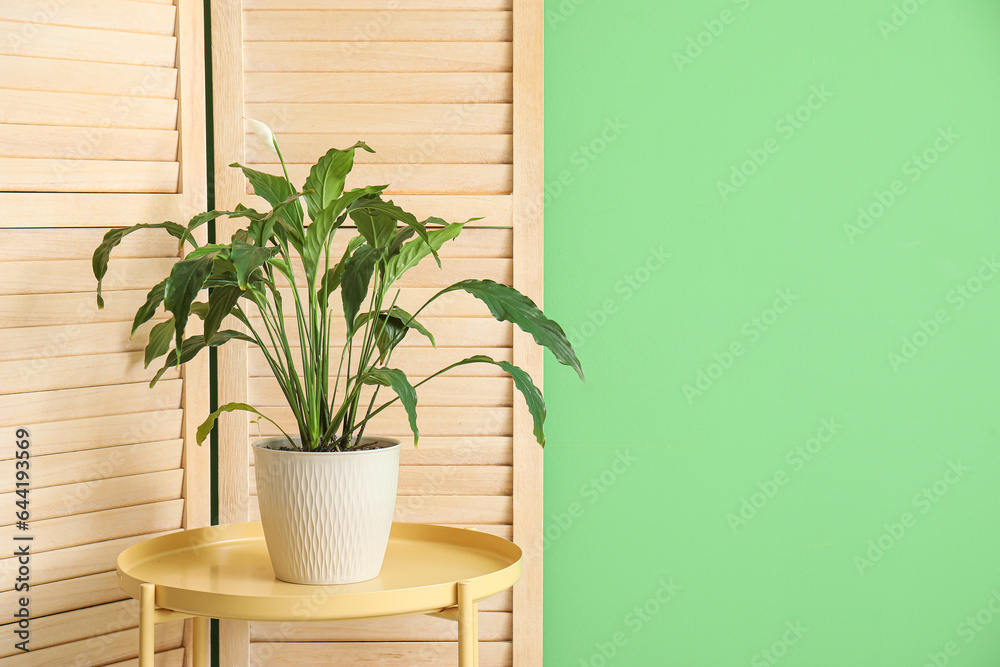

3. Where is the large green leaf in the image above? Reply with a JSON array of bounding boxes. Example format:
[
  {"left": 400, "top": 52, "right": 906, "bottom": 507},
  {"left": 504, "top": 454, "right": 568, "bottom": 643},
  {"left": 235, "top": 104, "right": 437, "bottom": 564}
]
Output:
[
  {"left": 230, "top": 163, "right": 295, "bottom": 209},
  {"left": 131, "top": 279, "right": 167, "bottom": 336},
  {"left": 203, "top": 285, "right": 244, "bottom": 343},
  {"left": 163, "top": 253, "right": 218, "bottom": 358},
  {"left": 433, "top": 355, "right": 547, "bottom": 445},
  {"left": 231, "top": 240, "right": 278, "bottom": 289},
  {"left": 353, "top": 198, "right": 435, "bottom": 263},
  {"left": 144, "top": 317, "right": 175, "bottom": 368},
  {"left": 92, "top": 222, "right": 186, "bottom": 308},
  {"left": 150, "top": 330, "right": 255, "bottom": 386},
  {"left": 438, "top": 279, "right": 584, "bottom": 380},
  {"left": 384, "top": 222, "right": 464, "bottom": 286},
  {"left": 196, "top": 402, "right": 289, "bottom": 447},
  {"left": 341, "top": 245, "right": 377, "bottom": 331},
  {"left": 352, "top": 306, "right": 434, "bottom": 363},
  {"left": 351, "top": 209, "right": 397, "bottom": 250},
  {"left": 179, "top": 209, "right": 230, "bottom": 250},
  {"left": 317, "top": 236, "right": 365, "bottom": 306},
  {"left": 303, "top": 142, "right": 373, "bottom": 220},
  {"left": 361, "top": 368, "right": 419, "bottom": 444}
]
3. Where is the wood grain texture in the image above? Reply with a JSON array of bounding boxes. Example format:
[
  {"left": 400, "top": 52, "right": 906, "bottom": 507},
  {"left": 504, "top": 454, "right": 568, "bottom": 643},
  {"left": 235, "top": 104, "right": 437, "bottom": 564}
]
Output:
[
  {"left": 0, "top": 192, "right": 189, "bottom": 228},
  {"left": 511, "top": 0, "right": 546, "bottom": 662},
  {"left": 0, "top": 0, "right": 177, "bottom": 35},
  {"left": 0, "top": 124, "right": 178, "bottom": 161},
  {"left": 244, "top": 41, "right": 511, "bottom": 72},
  {"left": 0, "top": 157, "right": 179, "bottom": 192},
  {"left": 250, "top": 162, "right": 512, "bottom": 195},
  {"left": 0, "top": 55, "right": 177, "bottom": 97},
  {"left": 245, "top": 0, "right": 511, "bottom": 8},
  {"left": 250, "top": 611, "right": 511, "bottom": 641},
  {"left": 243, "top": 10, "right": 511, "bottom": 41},
  {"left": 245, "top": 73, "right": 512, "bottom": 105},
  {"left": 248, "top": 641, "right": 510, "bottom": 666},
  {"left": 0, "top": 89, "right": 178, "bottom": 128},
  {"left": 0, "top": 19, "right": 177, "bottom": 66},
  {"left": 245, "top": 102, "right": 511, "bottom": 134},
  {"left": 0, "top": 623, "right": 182, "bottom": 667}
]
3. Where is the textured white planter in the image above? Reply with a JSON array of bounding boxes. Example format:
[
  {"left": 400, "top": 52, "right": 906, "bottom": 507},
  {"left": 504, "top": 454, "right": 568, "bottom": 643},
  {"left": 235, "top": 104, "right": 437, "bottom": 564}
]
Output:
[{"left": 253, "top": 435, "right": 401, "bottom": 585}]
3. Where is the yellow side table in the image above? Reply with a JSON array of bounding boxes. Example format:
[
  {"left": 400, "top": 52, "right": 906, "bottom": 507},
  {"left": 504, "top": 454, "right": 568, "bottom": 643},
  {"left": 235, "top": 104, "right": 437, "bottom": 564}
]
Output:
[{"left": 117, "top": 521, "right": 522, "bottom": 667}]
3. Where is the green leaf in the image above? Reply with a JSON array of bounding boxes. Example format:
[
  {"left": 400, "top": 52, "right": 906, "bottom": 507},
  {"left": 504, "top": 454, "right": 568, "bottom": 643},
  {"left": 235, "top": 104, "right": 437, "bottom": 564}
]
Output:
[
  {"left": 385, "top": 227, "right": 415, "bottom": 259},
  {"left": 303, "top": 142, "right": 373, "bottom": 221},
  {"left": 231, "top": 240, "right": 278, "bottom": 289},
  {"left": 92, "top": 222, "right": 186, "bottom": 308},
  {"left": 131, "top": 279, "right": 167, "bottom": 336},
  {"left": 354, "top": 311, "right": 407, "bottom": 362},
  {"left": 341, "top": 244, "right": 377, "bottom": 331},
  {"left": 179, "top": 209, "right": 230, "bottom": 250},
  {"left": 434, "top": 355, "right": 547, "bottom": 445},
  {"left": 316, "top": 236, "right": 365, "bottom": 310},
  {"left": 386, "top": 306, "right": 435, "bottom": 347},
  {"left": 204, "top": 285, "right": 243, "bottom": 343},
  {"left": 353, "top": 198, "right": 435, "bottom": 263},
  {"left": 384, "top": 222, "right": 465, "bottom": 286},
  {"left": 196, "top": 402, "right": 289, "bottom": 447},
  {"left": 163, "top": 253, "right": 218, "bottom": 358},
  {"left": 144, "top": 317, "right": 175, "bottom": 368},
  {"left": 230, "top": 163, "right": 295, "bottom": 209},
  {"left": 362, "top": 368, "right": 419, "bottom": 445},
  {"left": 150, "top": 330, "right": 255, "bottom": 387},
  {"left": 351, "top": 209, "right": 397, "bottom": 249},
  {"left": 438, "top": 279, "right": 584, "bottom": 381}
]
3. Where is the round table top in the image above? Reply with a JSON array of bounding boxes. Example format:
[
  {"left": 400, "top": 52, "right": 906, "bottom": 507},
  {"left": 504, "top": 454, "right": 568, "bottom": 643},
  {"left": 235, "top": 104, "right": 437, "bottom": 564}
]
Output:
[{"left": 117, "top": 521, "right": 522, "bottom": 622}]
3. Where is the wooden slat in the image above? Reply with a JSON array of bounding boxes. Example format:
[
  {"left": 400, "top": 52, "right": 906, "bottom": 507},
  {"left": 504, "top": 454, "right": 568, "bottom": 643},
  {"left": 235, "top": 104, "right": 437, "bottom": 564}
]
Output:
[
  {"left": 250, "top": 346, "right": 513, "bottom": 378},
  {"left": 287, "top": 227, "right": 511, "bottom": 259},
  {"left": 0, "top": 571, "right": 125, "bottom": 623},
  {"left": 0, "top": 439, "right": 182, "bottom": 492},
  {"left": 373, "top": 194, "right": 511, "bottom": 226},
  {"left": 256, "top": 406, "right": 512, "bottom": 437},
  {"left": 251, "top": 612, "right": 511, "bottom": 641},
  {"left": 0, "top": 55, "right": 177, "bottom": 97},
  {"left": 248, "top": 132, "right": 511, "bottom": 165},
  {"left": 244, "top": 42, "right": 511, "bottom": 72},
  {"left": 0, "top": 157, "right": 179, "bottom": 193},
  {"left": 244, "top": 0, "right": 511, "bottom": 8},
  {"left": 0, "top": 257, "right": 175, "bottom": 295},
  {"left": 251, "top": 162, "right": 511, "bottom": 195},
  {"left": 0, "top": 192, "right": 191, "bottom": 229},
  {"left": 248, "top": 495, "right": 512, "bottom": 524},
  {"left": 244, "top": 10, "right": 511, "bottom": 41},
  {"left": 0, "top": 469, "right": 184, "bottom": 524},
  {"left": 0, "top": 228, "right": 181, "bottom": 261},
  {"left": 0, "top": 379, "right": 182, "bottom": 426},
  {"left": 249, "top": 641, "right": 509, "bottom": 666},
  {"left": 0, "top": 529, "right": 174, "bottom": 591},
  {"left": 0, "top": 622, "right": 182, "bottom": 667},
  {"left": 512, "top": 0, "right": 545, "bottom": 662},
  {"left": 1, "top": 410, "right": 183, "bottom": 459},
  {"left": 0, "top": 89, "right": 177, "bottom": 129},
  {"left": 0, "top": 0, "right": 176, "bottom": 35},
  {"left": 261, "top": 287, "right": 509, "bottom": 319},
  {"left": 0, "top": 124, "right": 178, "bottom": 161},
  {"left": 0, "top": 351, "right": 179, "bottom": 395},
  {"left": 0, "top": 498, "right": 184, "bottom": 555},
  {"left": 0, "top": 290, "right": 154, "bottom": 328},
  {"left": 0, "top": 20, "right": 177, "bottom": 66},
  {"left": 246, "top": 102, "right": 511, "bottom": 135},
  {"left": 245, "top": 73, "right": 512, "bottom": 105},
  {"left": 250, "top": 375, "right": 511, "bottom": 408},
  {"left": 0, "top": 599, "right": 142, "bottom": 658}
]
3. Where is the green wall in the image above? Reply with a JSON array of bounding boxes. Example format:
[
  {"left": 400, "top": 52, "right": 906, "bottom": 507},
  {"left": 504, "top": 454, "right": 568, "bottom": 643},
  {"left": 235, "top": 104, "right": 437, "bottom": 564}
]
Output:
[{"left": 543, "top": 1, "right": 1000, "bottom": 664}]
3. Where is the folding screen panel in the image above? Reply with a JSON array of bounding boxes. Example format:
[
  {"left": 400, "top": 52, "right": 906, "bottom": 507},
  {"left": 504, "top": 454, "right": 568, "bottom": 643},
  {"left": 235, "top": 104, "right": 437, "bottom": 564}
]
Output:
[
  {"left": 211, "top": 0, "right": 544, "bottom": 664},
  {"left": 0, "top": 0, "right": 209, "bottom": 664}
]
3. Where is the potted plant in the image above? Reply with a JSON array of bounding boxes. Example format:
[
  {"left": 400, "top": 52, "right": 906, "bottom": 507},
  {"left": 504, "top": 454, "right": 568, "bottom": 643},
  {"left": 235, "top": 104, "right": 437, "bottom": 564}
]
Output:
[{"left": 92, "top": 122, "right": 583, "bottom": 585}]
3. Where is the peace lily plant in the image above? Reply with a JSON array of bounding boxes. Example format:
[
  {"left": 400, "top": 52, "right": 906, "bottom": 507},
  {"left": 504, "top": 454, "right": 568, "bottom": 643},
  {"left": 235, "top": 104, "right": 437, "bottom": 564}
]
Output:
[{"left": 92, "top": 121, "right": 583, "bottom": 455}]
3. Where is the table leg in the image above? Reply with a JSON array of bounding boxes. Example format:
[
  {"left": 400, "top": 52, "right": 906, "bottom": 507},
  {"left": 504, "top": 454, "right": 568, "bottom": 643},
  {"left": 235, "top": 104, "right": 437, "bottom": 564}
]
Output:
[
  {"left": 139, "top": 583, "right": 155, "bottom": 667},
  {"left": 458, "top": 581, "right": 479, "bottom": 667},
  {"left": 192, "top": 615, "right": 208, "bottom": 667}
]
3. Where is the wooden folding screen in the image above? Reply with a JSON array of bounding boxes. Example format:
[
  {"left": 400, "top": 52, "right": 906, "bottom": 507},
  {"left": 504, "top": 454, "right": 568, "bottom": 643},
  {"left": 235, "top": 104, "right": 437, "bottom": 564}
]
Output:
[
  {"left": 211, "top": 0, "right": 544, "bottom": 664},
  {"left": 0, "top": 1, "right": 209, "bottom": 664}
]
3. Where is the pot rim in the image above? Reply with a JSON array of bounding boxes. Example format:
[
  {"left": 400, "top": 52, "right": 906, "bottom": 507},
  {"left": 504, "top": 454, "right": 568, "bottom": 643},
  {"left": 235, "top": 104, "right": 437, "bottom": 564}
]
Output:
[{"left": 253, "top": 434, "right": 402, "bottom": 455}]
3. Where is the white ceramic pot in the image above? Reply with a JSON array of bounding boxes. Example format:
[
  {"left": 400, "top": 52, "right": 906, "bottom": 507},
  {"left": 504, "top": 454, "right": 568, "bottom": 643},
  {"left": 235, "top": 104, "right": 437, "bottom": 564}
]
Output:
[{"left": 253, "top": 435, "right": 401, "bottom": 585}]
